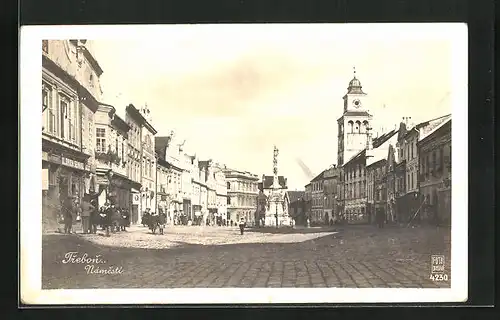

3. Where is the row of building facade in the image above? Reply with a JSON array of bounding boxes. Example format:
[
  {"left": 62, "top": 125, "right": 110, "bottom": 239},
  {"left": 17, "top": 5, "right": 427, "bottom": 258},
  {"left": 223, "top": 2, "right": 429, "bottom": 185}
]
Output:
[
  {"left": 287, "top": 72, "right": 452, "bottom": 226},
  {"left": 41, "top": 39, "right": 275, "bottom": 227}
]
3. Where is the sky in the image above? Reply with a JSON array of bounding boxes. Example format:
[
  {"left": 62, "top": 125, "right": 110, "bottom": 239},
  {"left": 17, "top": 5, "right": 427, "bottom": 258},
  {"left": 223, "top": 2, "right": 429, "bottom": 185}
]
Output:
[{"left": 90, "top": 24, "right": 455, "bottom": 190}]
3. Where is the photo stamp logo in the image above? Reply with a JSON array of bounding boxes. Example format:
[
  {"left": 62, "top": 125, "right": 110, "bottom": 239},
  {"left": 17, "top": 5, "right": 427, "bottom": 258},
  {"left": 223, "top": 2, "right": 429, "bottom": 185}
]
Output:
[{"left": 430, "top": 254, "right": 448, "bottom": 282}]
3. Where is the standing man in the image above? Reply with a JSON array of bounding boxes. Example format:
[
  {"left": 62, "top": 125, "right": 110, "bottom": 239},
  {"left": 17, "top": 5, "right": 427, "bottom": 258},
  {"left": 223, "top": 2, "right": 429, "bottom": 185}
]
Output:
[
  {"left": 238, "top": 217, "right": 246, "bottom": 235},
  {"left": 80, "top": 194, "right": 94, "bottom": 234},
  {"left": 62, "top": 195, "right": 75, "bottom": 234}
]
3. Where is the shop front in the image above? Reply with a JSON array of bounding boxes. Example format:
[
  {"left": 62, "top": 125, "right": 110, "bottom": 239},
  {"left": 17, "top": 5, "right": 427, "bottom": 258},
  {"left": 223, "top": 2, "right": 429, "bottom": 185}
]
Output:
[
  {"left": 192, "top": 205, "right": 202, "bottom": 225},
  {"left": 42, "top": 148, "right": 91, "bottom": 203},
  {"left": 42, "top": 145, "right": 93, "bottom": 232},
  {"left": 208, "top": 208, "right": 218, "bottom": 226}
]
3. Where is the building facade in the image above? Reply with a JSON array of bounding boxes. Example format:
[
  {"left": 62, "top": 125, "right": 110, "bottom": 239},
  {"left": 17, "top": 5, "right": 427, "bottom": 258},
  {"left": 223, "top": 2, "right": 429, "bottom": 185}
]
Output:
[
  {"left": 214, "top": 163, "right": 228, "bottom": 225},
  {"left": 365, "top": 130, "right": 398, "bottom": 223},
  {"left": 310, "top": 171, "right": 325, "bottom": 225},
  {"left": 418, "top": 118, "right": 451, "bottom": 225},
  {"left": 155, "top": 134, "right": 185, "bottom": 224},
  {"left": 94, "top": 103, "right": 138, "bottom": 210},
  {"left": 225, "top": 169, "right": 259, "bottom": 226},
  {"left": 285, "top": 191, "right": 305, "bottom": 226},
  {"left": 41, "top": 40, "right": 102, "bottom": 225},
  {"left": 385, "top": 144, "right": 398, "bottom": 222},
  {"left": 343, "top": 150, "right": 368, "bottom": 223},
  {"left": 124, "top": 104, "right": 157, "bottom": 222},
  {"left": 124, "top": 105, "right": 143, "bottom": 224},
  {"left": 323, "top": 165, "right": 339, "bottom": 224},
  {"left": 304, "top": 183, "right": 312, "bottom": 223},
  {"left": 395, "top": 115, "right": 451, "bottom": 224},
  {"left": 199, "top": 160, "right": 227, "bottom": 225},
  {"left": 181, "top": 152, "right": 194, "bottom": 222}
]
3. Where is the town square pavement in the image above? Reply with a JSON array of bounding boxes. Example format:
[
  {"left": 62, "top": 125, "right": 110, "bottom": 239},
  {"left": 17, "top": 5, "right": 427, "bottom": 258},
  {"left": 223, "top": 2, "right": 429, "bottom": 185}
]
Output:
[{"left": 42, "top": 224, "right": 451, "bottom": 289}]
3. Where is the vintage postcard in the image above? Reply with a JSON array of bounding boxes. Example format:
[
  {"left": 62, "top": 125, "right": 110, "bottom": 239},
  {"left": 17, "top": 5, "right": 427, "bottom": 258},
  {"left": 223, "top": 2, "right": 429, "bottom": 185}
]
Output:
[{"left": 20, "top": 23, "right": 468, "bottom": 305}]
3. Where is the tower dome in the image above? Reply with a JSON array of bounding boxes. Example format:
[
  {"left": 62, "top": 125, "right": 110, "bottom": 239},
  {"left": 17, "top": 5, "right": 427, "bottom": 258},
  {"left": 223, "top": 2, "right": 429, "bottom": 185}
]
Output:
[
  {"left": 349, "top": 77, "right": 362, "bottom": 88},
  {"left": 347, "top": 67, "right": 365, "bottom": 94}
]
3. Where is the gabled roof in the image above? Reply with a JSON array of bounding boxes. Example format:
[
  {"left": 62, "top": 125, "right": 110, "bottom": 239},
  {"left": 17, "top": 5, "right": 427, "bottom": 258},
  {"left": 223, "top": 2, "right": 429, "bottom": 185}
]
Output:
[
  {"left": 344, "top": 148, "right": 367, "bottom": 166},
  {"left": 286, "top": 191, "right": 305, "bottom": 203},
  {"left": 154, "top": 136, "right": 172, "bottom": 159},
  {"left": 310, "top": 170, "right": 325, "bottom": 182},
  {"left": 367, "top": 130, "right": 399, "bottom": 167},
  {"left": 418, "top": 114, "right": 452, "bottom": 142},
  {"left": 373, "top": 129, "right": 397, "bottom": 148},
  {"left": 126, "top": 104, "right": 158, "bottom": 135}
]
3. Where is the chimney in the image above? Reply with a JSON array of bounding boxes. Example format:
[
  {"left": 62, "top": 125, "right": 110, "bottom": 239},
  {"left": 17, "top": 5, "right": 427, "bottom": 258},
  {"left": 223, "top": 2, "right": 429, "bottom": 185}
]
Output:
[{"left": 366, "top": 126, "right": 373, "bottom": 150}]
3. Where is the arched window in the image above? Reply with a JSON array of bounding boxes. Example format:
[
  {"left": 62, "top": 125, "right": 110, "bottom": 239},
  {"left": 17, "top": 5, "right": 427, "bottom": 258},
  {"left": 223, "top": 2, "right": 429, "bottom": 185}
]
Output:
[
  {"left": 355, "top": 121, "right": 361, "bottom": 133},
  {"left": 363, "top": 121, "right": 369, "bottom": 132},
  {"left": 227, "top": 182, "right": 231, "bottom": 189},
  {"left": 348, "top": 121, "right": 354, "bottom": 133}
]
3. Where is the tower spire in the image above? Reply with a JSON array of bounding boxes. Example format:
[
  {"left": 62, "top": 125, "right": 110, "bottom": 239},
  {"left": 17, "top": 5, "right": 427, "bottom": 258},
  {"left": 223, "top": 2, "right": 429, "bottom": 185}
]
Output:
[{"left": 353, "top": 66, "right": 356, "bottom": 78}]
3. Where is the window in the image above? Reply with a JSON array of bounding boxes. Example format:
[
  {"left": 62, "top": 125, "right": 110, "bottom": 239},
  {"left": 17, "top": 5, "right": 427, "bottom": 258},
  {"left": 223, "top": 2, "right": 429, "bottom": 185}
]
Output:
[
  {"left": 96, "top": 128, "right": 106, "bottom": 152},
  {"left": 42, "top": 85, "right": 56, "bottom": 133},
  {"left": 115, "top": 137, "right": 119, "bottom": 154},
  {"left": 71, "top": 101, "right": 77, "bottom": 142},
  {"left": 60, "top": 99, "right": 67, "bottom": 139},
  {"left": 42, "top": 87, "right": 49, "bottom": 112},
  {"left": 121, "top": 140, "right": 124, "bottom": 160}
]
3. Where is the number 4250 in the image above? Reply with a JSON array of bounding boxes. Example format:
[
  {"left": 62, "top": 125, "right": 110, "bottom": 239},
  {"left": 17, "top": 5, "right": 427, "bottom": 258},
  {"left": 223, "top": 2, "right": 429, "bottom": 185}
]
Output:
[{"left": 430, "top": 274, "right": 449, "bottom": 281}]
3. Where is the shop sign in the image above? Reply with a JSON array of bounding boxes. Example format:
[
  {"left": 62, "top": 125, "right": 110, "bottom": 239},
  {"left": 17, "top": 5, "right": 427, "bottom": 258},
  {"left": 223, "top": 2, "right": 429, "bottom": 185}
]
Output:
[
  {"left": 62, "top": 157, "right": 85, "bottom": 170},
  {"left": 42, "top": 151, "right": 48, "bottom": 161},
  {"left": 132, "top": 193, "right": 140, "bottom": 204},
  {"left": 49, "top": 154, "right": 62, "bottom": 164}
]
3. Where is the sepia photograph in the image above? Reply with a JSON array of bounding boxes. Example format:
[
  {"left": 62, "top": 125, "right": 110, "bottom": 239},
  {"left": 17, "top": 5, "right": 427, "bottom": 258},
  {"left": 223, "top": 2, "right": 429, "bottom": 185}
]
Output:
[{"left": 20, "top": 23, "right": 467, "bottom": 304}]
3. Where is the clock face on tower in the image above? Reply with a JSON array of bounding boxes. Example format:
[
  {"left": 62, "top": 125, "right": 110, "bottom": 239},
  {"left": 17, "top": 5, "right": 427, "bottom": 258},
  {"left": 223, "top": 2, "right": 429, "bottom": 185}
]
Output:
[{"left": 353, "top": 99, "right": 361, "bottom": 108}]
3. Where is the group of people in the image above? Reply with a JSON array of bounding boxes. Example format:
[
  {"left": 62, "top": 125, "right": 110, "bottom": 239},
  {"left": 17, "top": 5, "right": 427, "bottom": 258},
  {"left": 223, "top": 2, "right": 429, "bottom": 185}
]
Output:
[
  {"left": 60, "top": 194, "right": 130, "bottom": 236},
  {"left": 140, "top": 208, "right": 167, "bottom": 235}
]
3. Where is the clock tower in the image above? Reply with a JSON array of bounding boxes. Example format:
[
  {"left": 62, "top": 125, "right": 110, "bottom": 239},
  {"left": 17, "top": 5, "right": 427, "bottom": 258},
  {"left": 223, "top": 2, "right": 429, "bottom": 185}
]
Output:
[{"left": 337, "top": 68, "right": 373, "bottom": 166}]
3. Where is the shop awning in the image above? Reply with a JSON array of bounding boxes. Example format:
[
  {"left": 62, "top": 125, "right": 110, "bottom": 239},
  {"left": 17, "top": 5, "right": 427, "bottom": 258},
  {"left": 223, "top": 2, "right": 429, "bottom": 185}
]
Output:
[{"left": 131, "top": 188, "right": 140, "bottom": 193}]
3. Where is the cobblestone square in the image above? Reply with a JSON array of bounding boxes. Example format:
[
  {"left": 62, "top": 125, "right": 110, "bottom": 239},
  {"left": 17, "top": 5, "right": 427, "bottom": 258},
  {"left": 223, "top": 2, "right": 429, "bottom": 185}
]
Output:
[{"left": 42, "top": 225, "right": 451, "bottom": 289}]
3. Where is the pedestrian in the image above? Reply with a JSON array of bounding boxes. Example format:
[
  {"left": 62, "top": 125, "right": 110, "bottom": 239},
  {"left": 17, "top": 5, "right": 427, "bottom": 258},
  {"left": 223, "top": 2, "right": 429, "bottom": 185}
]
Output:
[
  {"left": 89, "top": 199, "right": 99, "bottom": 234},
  {"left": 376, "top": 209, "right": 385, "bottom": 229},
  {"left": 80, "top": 194, "right": 94, "bottom": 234},
  {"left": 73, "top": 196, "right": 82, "bottom": 234},
  {"left": 238, "top": 218, "right": 246, "bottom": 235},
  {"left": 62, "top": 195, "right": 74, "bottom": 234}
]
